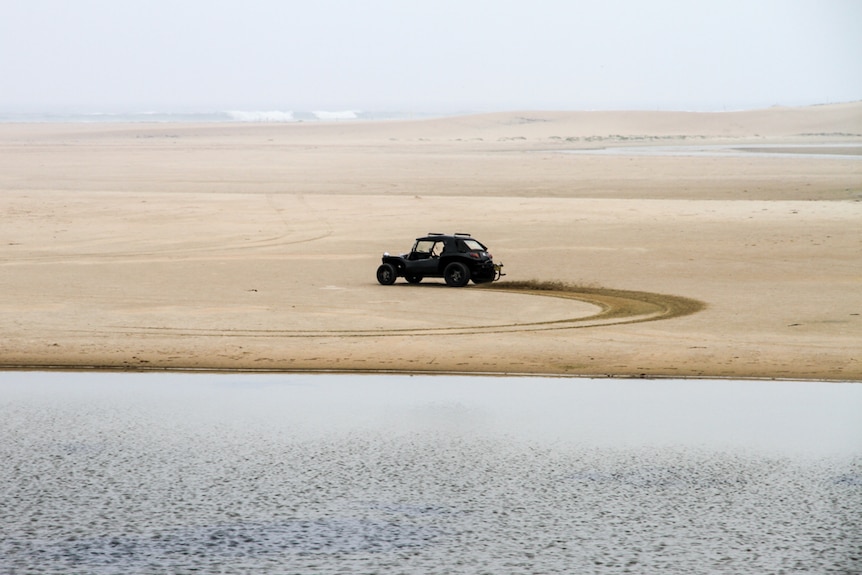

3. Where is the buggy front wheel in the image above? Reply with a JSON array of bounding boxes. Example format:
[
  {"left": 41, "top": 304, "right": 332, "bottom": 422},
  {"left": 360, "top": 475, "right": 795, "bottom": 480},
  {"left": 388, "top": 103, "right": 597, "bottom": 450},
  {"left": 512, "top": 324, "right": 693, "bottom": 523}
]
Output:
[{"left": 376, "top": 263, "right": 398, "bottom": 285}]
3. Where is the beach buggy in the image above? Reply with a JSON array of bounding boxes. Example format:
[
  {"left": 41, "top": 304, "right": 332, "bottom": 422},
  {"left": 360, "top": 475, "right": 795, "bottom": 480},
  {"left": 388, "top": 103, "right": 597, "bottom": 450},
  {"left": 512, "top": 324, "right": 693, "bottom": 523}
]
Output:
[{"left": 376, "top": 232, "right": 504, "bottom": 287}]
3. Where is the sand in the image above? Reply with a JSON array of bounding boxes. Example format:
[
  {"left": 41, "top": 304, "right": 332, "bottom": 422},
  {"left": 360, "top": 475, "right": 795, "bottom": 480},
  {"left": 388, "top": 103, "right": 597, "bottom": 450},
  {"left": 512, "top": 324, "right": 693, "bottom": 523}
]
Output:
[{"left": 1, "top": 102, "right": 861, "bottom": 380}]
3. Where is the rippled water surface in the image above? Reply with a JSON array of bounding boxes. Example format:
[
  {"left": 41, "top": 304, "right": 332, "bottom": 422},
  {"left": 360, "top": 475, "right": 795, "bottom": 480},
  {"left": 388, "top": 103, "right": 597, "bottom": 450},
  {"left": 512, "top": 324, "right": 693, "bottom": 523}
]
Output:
[{"left": 1, "top": 373, "right": 860, "bottom": 574}]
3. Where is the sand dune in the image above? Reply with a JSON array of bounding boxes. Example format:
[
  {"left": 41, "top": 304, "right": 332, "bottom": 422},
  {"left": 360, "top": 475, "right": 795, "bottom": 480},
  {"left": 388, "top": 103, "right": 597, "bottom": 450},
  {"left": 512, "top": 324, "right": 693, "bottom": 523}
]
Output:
[{"left": 1, "top": 103, "right": 860, "bottom": 379}]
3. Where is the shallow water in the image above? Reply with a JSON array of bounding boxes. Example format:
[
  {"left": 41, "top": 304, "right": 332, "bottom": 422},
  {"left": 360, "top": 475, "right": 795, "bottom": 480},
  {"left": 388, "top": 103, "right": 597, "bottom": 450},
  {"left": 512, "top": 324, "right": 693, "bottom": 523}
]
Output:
[
  {"left": 562, "top": 143, "right": 862, "bottom": 159},
  {"left": 1, "top": 373, "right": 860, "bottom": 574}
]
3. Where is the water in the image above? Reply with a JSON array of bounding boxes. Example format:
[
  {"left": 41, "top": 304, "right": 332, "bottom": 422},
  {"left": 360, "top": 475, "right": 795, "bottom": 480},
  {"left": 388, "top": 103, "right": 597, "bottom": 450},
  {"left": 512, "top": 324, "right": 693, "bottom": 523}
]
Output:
[
  {"left": 1, "top": 372, "right": 860, "bottom": 574},
  {"left": 0, "top": 109, "right": 440, "bottom": 123},
  {"left": 561, "top": 143, "right": 862, "bottom": 160}
]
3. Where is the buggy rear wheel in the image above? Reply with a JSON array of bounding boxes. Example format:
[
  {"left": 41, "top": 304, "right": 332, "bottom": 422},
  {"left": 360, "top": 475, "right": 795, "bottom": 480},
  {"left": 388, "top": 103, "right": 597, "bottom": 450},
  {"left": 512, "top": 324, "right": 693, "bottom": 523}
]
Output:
[{"left": 443, "top": 262, "right": 470, "bottom": 287}]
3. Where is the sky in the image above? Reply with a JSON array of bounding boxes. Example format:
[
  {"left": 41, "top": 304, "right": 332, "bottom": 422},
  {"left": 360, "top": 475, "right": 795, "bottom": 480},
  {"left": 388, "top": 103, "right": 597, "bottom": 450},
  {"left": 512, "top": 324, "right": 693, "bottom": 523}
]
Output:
[{"left": 1, "top": 0, "right": 860, "bottom": 114}]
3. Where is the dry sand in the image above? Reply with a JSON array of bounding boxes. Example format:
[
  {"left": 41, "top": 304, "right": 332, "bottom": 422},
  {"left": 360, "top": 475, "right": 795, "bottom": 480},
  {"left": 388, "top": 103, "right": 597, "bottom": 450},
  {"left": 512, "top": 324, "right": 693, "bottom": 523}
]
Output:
[{"left": 1, "top": 103, "right": 861, "bottom": 380}]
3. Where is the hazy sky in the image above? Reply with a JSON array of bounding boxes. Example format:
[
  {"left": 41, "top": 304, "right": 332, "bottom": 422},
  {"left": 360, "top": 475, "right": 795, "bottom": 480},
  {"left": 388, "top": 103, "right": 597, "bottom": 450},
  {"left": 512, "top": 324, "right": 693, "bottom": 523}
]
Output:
[{"left": 2, "top": 0, "right": 860, "bottom": 113}]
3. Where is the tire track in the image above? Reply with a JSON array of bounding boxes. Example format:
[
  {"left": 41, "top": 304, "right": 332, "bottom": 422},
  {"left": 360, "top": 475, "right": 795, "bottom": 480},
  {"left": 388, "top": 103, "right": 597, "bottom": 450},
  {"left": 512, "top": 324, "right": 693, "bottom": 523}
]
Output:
[{"left": 101, "top": 282, "right": 705, "bottom": 338}]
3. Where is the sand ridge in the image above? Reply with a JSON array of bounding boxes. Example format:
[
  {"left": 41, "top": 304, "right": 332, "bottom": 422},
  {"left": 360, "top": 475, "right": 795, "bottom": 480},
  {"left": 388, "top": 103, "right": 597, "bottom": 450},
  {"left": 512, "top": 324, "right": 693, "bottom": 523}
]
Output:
[{"left": 1, "top": 103, "right": 861, "bottom": 379}]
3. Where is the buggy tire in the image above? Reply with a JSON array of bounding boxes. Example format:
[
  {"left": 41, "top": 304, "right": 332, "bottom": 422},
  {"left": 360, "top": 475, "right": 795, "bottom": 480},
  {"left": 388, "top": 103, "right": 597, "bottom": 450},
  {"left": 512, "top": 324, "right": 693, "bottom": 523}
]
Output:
[
  {"left": 443, "top": 262, "right": 470, "bottom": 287},
  {"left": 376, "top": 263, "right": 398, "bottom": 285}
]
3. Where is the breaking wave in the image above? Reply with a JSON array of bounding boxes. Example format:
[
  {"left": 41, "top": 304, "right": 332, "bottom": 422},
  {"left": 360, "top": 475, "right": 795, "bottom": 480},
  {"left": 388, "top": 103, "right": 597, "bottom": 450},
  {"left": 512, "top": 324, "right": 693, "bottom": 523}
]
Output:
[
  {"left": 311, "top": 110, "right": 360, "bottom": 120},
  {"left": 0, "top": 109, "right": 430, "bottom": 123},
  {"left": 225, "top": 110, "right": 296, "bottom": 122}
]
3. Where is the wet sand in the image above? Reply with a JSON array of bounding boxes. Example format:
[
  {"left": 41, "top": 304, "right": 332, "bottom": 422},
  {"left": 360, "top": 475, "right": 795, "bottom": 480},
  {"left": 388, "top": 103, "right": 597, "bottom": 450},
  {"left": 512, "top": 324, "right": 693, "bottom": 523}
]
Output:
[{"left": 1, "top": 102, "right": 861, "bottom": 379}]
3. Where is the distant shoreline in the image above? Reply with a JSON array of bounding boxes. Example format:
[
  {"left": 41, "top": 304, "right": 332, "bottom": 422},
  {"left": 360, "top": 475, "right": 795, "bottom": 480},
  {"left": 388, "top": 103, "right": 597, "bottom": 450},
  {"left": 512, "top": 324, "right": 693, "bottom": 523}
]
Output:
[
  {"left": 0, "top": 110, "right": 446, "bottom": 124},
  {"left": 2, "top": 101, "right": 860, "bottom": 124},
  {"left": 2, "top": 365, "right": 859, "bottom": 384}
]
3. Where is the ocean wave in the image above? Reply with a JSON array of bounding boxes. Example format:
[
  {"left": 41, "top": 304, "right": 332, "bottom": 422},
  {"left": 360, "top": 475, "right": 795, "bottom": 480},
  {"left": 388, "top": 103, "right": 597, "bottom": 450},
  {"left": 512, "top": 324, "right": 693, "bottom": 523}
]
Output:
[
  {"left": 311, "top": 110, "right": 361, "bottom": 120},
  {"left": 227, "top": 110, "right": 365, "bottom": 122},
  {"left": 0, "top": 109, "right": 436, "bottom": 123},
  {"left": 225, "top": 110, "right": 295, "bottom": 122}
]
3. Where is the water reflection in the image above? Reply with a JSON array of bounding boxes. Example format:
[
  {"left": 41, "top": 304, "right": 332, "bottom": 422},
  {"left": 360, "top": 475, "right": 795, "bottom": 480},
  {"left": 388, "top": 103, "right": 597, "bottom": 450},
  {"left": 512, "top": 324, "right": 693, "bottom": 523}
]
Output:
[
  {"left": 560, "top": 143, "right": 862, "bottom": 159},
  {"left": 1, "top": 372, "right": 860, "bottom": 574}
]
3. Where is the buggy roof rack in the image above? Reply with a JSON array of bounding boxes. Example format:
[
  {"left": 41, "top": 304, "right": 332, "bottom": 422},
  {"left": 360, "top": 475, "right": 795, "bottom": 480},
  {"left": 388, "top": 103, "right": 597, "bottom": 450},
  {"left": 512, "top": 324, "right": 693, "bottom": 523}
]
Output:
[
  {"left": 427, "top": 232, "right": 444, "bottom": 236},
  {"left": 454, "top": 232, "right": 471, "bottom": 237}
]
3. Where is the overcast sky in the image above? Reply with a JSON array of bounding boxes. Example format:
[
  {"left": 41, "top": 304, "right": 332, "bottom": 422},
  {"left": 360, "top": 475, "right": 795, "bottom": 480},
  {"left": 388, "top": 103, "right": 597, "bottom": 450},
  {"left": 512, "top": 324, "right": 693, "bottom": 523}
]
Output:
[{"left": 1, "top": 0, "right": 860, "bottom": 114}]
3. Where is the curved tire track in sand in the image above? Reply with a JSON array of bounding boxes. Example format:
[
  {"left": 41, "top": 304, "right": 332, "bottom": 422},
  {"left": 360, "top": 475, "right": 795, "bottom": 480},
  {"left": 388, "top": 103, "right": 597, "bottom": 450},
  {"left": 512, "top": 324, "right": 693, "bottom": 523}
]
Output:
[
  {"left": 476, "top": 281, "right": 705, "bottom": 332},
  {"left": 108, "top": 282, "right": 705, "bottom": 339}
]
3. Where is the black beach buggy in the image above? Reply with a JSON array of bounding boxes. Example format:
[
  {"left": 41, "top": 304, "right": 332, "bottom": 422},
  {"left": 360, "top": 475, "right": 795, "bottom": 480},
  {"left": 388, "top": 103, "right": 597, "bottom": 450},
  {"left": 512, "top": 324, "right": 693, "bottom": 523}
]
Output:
[{"left": 376, "top": 232, "right": 504, "bottom": 287}]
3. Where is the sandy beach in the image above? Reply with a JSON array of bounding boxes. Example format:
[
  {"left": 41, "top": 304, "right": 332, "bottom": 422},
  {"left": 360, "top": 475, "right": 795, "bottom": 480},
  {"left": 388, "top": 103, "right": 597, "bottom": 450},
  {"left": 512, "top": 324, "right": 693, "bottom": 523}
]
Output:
[{"left": 1, "top": 102, "right": 861, "bottom": 380}]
